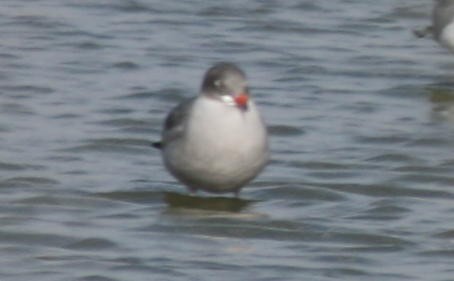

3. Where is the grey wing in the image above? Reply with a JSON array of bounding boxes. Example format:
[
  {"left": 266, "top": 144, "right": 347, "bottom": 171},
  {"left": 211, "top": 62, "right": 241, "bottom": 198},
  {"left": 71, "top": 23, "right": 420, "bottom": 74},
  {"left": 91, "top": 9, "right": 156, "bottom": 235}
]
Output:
[{"left": 153, "top": 98, "right": 195, "bottom": 149}]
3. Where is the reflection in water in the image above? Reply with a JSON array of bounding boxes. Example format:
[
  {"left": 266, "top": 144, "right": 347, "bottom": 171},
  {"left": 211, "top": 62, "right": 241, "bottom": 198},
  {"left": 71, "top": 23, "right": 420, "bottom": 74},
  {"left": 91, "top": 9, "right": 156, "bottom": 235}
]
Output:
[
  {"left": 428, "top": 86, "right": 454, "bottom": 122},
  {"left": 164, "top": 192, "right": 255, "bottom": 212}
]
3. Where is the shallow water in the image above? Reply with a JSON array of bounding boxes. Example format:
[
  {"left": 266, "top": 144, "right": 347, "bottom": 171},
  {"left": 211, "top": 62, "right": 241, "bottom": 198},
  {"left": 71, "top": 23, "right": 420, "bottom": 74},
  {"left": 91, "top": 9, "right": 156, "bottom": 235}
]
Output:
[{"left": 1, "top": 0, "right": 454, "bottom": 280}]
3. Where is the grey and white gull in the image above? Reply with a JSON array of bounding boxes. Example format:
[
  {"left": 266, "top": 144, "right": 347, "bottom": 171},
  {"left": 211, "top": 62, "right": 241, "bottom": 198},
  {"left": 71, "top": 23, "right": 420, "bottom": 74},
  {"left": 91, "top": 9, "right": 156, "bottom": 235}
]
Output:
[
  {"left": 415, "top": 0, "right": 454, "bottom": 52},
  {"left": 153, "top": 62, "right": 269, "bottom": 196}
]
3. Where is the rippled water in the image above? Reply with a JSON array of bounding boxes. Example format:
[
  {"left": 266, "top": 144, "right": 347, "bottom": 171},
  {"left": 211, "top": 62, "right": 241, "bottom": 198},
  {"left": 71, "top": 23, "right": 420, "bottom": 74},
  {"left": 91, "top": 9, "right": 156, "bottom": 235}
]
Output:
[{"left": 1, "top": 0, "right": 454, "bottom": 280}]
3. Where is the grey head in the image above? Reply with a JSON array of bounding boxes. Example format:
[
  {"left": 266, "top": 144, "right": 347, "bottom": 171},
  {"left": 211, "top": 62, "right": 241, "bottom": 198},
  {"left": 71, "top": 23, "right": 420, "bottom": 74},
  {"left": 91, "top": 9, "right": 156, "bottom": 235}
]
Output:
[
  {"left": 433, "top": 0, "right": 454, "bottom": 39},
  {"left": 200, "top": 62, "right": 250, "bottom": 110},
  {"left": 152, "top": 62, "right": 250, "bottom": 149}
]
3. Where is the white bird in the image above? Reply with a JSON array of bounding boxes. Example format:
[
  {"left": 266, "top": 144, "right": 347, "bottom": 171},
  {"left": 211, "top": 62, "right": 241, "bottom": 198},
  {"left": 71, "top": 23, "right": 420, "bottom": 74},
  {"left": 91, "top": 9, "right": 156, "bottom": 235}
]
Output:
[
  {"left": 153, "top": 62, "right": 269, "bottom": 196},
  {"left": 414, "top": 0, "right": 454, "bottom": 52},
  {"left": 433, "top": 0, "right": 454, "bottom": 51}
]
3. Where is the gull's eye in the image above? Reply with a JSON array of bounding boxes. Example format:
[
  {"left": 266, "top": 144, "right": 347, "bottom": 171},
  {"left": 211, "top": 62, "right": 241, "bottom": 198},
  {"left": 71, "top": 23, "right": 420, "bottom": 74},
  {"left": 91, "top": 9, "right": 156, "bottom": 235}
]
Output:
[{"left": 214, "top": 79, "right": 222, "bottom": 88}]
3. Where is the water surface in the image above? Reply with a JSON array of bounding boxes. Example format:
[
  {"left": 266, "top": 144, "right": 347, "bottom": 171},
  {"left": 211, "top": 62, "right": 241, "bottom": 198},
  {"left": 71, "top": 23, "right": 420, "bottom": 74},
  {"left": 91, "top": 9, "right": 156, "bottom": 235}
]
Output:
[{"left": 1, "top": 1, "right": 454, "bottom": 280}]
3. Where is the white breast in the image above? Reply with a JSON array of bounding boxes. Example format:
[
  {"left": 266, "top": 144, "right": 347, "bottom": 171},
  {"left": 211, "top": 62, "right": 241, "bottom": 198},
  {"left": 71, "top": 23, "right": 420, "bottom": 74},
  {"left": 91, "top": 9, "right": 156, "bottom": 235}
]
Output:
[
  {"left": 440, "top": 21, "right": 454, "bottom": 52},
  {"left": 188, "top": 97, "right": 265, "bottom": 149},
  {"left": 163, "top": 95, "right": 268, "bottom": 192}
]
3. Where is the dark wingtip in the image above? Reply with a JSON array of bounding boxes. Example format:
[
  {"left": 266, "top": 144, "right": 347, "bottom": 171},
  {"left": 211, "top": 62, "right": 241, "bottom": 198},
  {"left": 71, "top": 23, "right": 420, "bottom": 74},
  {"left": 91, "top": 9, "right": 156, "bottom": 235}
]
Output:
[
  {"left": 413, "top": 26, "right": 432, "bottom": 38},
  {"left": 152, "top": 141, "right": 163, "bottom": 149}
]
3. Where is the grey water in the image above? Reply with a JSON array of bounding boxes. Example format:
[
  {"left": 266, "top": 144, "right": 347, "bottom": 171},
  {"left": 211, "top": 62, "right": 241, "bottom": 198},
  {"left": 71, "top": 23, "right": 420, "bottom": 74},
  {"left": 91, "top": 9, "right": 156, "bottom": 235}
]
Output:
[{"left": 1, "top": 0, "right": 454, "bottom": 280}]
